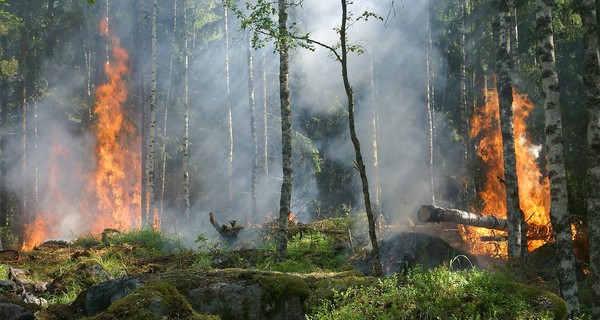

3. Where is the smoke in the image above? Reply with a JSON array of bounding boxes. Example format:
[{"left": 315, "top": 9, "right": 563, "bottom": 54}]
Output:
[{"left": 3, "top": 0, "right": 460, "bottom": 245}]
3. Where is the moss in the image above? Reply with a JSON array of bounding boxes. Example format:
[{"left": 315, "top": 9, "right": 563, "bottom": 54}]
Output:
[
  {"left": 301, "top": 271, "right": 376, "bottom": 313},
  {"left": 515, "top": 282, "right": 568, "bottom": 320},
  {"left": 252, "top": 273, "right": 309, "bottom": 314},
  {"left": 85, "top": 280, "right": 219, "bottom": 320}
]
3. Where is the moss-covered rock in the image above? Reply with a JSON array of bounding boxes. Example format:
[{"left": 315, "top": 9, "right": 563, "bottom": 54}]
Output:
[{"left": 85, "top": 281, "right": 218, "bottom": 320}]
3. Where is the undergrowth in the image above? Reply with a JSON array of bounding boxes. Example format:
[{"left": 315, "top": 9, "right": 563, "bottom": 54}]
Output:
[{"left": 307, "top": 265, "right": 567, "bottom": 320}]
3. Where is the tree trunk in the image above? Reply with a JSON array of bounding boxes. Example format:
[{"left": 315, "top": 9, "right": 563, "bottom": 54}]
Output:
[
  {"left": 17, "top": 24, "right": 29, "bottom": 245},
  {"left": 138, "top": 0, "right": 148, "bottom": 229},
  {"left": 261, "top": 50, "right": 270, "bottom": 211},
  {"left": 275, "top": 0, "right": 292, "bottom": 263},
  {"left": 340, "top": 0, "right": 381, "bottom": 276},
  {"left": 144, "top": 0, "right": 158, "bottom": 230},
  {"left": 224, "top": 5, "right": 234, "bottom": 215},
  {"left": 535, "top": 0, "right": 580, "bottom": 316},
  {"left": 578, "top": 0, "right": 600, "bottom": 317},
  {"left": 426, "top": 0, "right": 436, "bottom": 206},
  {"left": 418, "top": 205, "right": 508, "bottom": 230},
  {"left": 367, "top": 48, "right": 382, "bottom": 227},
  {"left": 496, "top": 0, "right": 524, "bottom": 261},
  {"left": 160, "top": 0, "right": 177, "bottom": 220},
  {"left": 247, "top": 33, "right": 258, "bottom": 223},
  {"left": 459, "top": 0, "right": 471, "bottom": 209},
  {"left": 182, "top": 0, "right": 190, "bottom": 223}
]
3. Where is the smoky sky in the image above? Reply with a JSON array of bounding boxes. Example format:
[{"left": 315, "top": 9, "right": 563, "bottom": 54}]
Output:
[{"left": 3, "top": 0, "right": 456, "bottom": 243}]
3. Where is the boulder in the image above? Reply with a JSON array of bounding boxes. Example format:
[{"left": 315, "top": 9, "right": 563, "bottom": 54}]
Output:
[
  {"left": 0, "top": 302, "right": 34, "bottom": 320},
  {"left": 65, "top": 269, "right": 308, "bottom": 319},
  {"left": 350, "top": 232, "right": 479, "bottom": 275}
]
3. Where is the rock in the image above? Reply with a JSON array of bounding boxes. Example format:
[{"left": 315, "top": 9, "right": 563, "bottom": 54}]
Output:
[
  {"left": 85, "top": 280, "right": 215, "bottom": 319},
  {"left": 81, "top": 276, "right": 141, "bottom": 316},
  {"left": 68, "top": 269, "right": 308, "bottom": 319},
  {"left": 0, "top": 280, "right": 18, "bottom": 293},
  {"left": 101, "top": 228, "right": 121, "bottom": 246},
  {"left": 350, "top": 232, "right": 479, "bottom": 275},
  {"left": 0, "top": 302, "right": 35, "bottom": 320},
  {"left": 38, "top": 239, "right": 72, "bottom": 248}
]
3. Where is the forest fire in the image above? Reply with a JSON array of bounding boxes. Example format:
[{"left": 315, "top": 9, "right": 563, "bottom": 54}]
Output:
[
  {"left": 22, "top": 18, "right": 141, "bottom": 250},
  {"left": 462, "top": 87, "right": 551, "bottom": 257},
  {"left": 88, "top": 17, "right": 141, "bottom": 233}
]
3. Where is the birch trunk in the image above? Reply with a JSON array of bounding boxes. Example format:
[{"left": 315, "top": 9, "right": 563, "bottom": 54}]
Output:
[
  {"left": 160, "top": 0, "right": 177, "bottom": 219},
  {"left": 247, "top": 33, "right": 258, "bottom": 222},
  {"left": 578, "top": 0, "right": 600, "bottom": 317},
  {"left": 17, "top": 24, "right": 29, "bottom": 245},
  {"left": 224, "top": 5, "right": 234, "bottom": 215},
  {"left": 182, "top": 0, "right": 190, "bottom": 222},
  {"left": 144, "top": 0, "right": 158, "bottom": 229},
  {"left": 368, "top": 49, "right": 382, "bottom": 227},
  {"left": 535, "top": 2, "right": 580, "bottom": 315},
  {"left": 275, "top": 0, "right": 292, "bottom": 263},
  {"left": 496, "top": 0, "right": 523, "bottom": 261},
  {"left": 459, "top": 0, "right": 470, "bottom": 209},
  {"left": 262, "top": 51, "right": 269, "bottom": 206},
  {"left": 426, "top": 0, "right": 436, "bottom": 206}
]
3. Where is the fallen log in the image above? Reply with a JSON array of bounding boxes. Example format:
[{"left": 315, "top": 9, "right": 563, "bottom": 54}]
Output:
[{"left": 418, "top": 205, "right": 508, "bottom": 231}]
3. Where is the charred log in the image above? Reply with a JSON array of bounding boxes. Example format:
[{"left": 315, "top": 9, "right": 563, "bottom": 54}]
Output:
[
  {"left": 418, "top": 205, "right": 508, "bottom": 231},
  {"left": 209, "top": 212, "right": 243, "bottom": 243}
]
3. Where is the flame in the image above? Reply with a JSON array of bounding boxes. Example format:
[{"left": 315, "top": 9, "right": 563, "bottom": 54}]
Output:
[
  {"left": 21, "top": 17, "right": 141, "bottom": 250},
  {"left": 87, "top": 17, "right": 141, "bottom": 233},
  {"left": 464, "top": 86, "right": 551, "bottom": 257},
  {"left": 22, "top": 139, "right": 71, "bottom": 250}
]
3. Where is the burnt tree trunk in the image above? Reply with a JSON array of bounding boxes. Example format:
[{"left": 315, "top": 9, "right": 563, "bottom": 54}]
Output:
[{"left": 418, "top": 205, "right": 508, "bottom": 231}]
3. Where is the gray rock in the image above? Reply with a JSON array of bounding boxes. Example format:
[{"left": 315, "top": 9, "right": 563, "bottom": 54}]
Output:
[
  {"left": 0, "top": 280, "right": 18, "bottom": 292},
  {"left": 82, "top": 276, "right": 141, "bottom": 316},
  {"left": 0, "top": 302, "right": 35, "bottom": 320}
]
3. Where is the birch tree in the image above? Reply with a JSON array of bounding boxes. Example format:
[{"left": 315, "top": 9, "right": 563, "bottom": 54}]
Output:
[
  {"left": 144, "top": 0, "right": 158, "bottom": 229},
  {"left": 182, "top": 0, "right": 191, "bottom": 223},
  {"left": 247, "top": 32, "right": 259, "bottom": 222},
  {"left": 577, "top": 0, "right": 600, "bottom": 317},
  {"left": 535, "top": 0, "right": 579, "bottom": 315},
  {"left": 496, "top": 0, "right": 524, "bottom": 261}
]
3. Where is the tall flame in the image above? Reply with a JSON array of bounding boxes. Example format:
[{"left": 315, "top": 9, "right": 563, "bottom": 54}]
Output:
[
  {"left": 21, "top": 17, "right": 141, "bottom": 249},
  {"left": 88, "top": 17, "right": 141, "bottom": 233},
  {"left": 463, "top": 87, "right": 551, "bottom": 257}
]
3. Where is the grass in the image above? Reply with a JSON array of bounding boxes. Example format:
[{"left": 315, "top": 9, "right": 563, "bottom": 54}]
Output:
[
  {"left": 307, "top": 265, "right": 567, "bottom": 320},
  {"left": 1, "top": 225, "right": 588, "bottom": 319}
]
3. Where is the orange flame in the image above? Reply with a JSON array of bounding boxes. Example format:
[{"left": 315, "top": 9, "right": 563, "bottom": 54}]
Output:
[
  {"left": 463, "top": 86, "right": 551, "bottom": 257},
  {"left": 21, "top": 17, "right": 141, "bottom": 250},
  {"left": 22, "top": 139, "right": 72, "bottom": 250},
  {"left": 87, "top": 17, "right": 141, "bottom": 234}
]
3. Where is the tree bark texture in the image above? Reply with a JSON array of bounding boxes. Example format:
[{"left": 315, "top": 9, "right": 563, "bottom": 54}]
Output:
[
  {"left": 276, "top": 0, "right": 292, "bottom": 263},
  {"left": 144, "top": 0, "right": 158, "bottom": 229},
  {"left": 426, "top": 0, "right": 436, "bottom": 206},
  {"left": 418, "top": 205, "right": 509, "bottom": 231},
  {"left": 247, "top": 33, "right": 258, "bottom": 223},
  {"left": 224, "top": 5, "right": 234, "bottom": 215},
  {"left": 340, "top": 0, "right": 381, "bottom": 276},
  {"left": 578, "top": 0, "right": 600, "bottom": 317},
  {"left": 182, "top": 0, "right": 190, "bottom": 222},
  {"left": 496, "top": 0, "right": 524, "bottom": 261},
  {"left": 535, "top": 0, "right": 579, "bottom": 316}
]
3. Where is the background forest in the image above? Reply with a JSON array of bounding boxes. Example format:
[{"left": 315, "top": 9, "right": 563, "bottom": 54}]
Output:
[{"left": 0, "top": 0, "right": 593, "bottom": 253}]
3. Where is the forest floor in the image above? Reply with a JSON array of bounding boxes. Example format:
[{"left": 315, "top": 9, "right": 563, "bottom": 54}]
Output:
[{"left": 0, "top": 220, "right": 592, "bottom": 319}]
